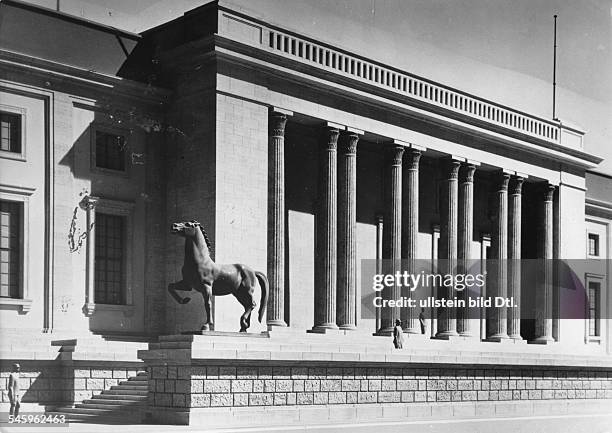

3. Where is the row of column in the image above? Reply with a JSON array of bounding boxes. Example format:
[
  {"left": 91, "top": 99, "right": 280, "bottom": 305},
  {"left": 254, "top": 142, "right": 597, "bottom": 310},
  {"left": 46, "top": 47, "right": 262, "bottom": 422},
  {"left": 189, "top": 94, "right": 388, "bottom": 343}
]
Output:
[{"left": 267, "top": 109, "right": 556, "bottom": 342}]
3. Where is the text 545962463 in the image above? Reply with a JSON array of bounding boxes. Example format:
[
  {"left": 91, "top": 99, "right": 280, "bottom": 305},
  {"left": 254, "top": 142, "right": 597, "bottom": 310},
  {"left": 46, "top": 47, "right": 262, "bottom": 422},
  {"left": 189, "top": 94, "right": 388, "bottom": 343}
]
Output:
[{"left": 6, "top": 414, "right": 67, "bottom": 425}]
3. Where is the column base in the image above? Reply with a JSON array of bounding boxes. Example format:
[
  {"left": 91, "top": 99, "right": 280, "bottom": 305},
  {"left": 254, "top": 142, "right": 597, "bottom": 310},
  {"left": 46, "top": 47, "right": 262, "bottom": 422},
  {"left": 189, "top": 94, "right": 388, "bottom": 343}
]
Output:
[
  {"left": 508, "top": 334, "right": 526, "bottom": 343},
  {"left": 374, "top": 327, "right": 393, "bottom": 336},
  {"left": 308, "top": 324, "right": 340, "bottom": 334},
  {"left": 529, "top": 336, "right": 555, "bottom": 345},
  {"left": 434, "top": 330, "right": 459, "bottom": 340},
  {"left": 484, "top": 334, "right": 510, "bottom": 343},
  {"left": 267, "top": 320, "right": 287, "bottom": 328},
  {"left": 338, "top": 324, "right": 357, "bottom": 331}
]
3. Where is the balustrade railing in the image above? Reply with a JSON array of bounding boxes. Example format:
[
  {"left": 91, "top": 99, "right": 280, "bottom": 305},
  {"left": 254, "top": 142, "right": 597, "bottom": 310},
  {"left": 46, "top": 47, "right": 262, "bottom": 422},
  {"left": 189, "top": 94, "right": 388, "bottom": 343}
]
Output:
[{"left": 263, "top": 29, "right": 561, "bottom": 144}]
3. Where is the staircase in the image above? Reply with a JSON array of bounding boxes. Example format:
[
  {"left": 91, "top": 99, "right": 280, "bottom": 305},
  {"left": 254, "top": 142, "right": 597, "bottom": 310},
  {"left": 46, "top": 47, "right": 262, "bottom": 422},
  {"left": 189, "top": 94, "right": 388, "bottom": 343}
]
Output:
[{"left": 48, "top": 371, "right": 149, "bottom": 424}]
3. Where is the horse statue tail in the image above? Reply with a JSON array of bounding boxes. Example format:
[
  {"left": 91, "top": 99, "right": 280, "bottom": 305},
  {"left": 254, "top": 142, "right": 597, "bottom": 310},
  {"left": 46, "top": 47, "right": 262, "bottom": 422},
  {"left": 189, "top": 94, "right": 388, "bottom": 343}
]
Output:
[{"left": 255, "top": 271, "right": 268, "bottom": 323}]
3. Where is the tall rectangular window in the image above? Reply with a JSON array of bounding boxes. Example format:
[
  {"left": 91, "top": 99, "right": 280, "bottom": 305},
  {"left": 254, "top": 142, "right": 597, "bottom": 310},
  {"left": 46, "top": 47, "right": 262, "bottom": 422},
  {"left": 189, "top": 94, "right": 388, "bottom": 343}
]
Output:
[
  {"left": 588, "top": 233, "right": 600, "bottom": 257},
  {"left": 95, "top": 130, "right": 126, "bottom": 171},
  {"left": 95, "top": 213, "right": 125, "bottom": 304},
  {"left": 0, "top": 111, "right": 21, "bottom": 153},
  {"left": 588, "top": 281, "right": 600, "bottom": 337},
  {"left": 0, "top": 200, "right": 21, "bottom": 298}
]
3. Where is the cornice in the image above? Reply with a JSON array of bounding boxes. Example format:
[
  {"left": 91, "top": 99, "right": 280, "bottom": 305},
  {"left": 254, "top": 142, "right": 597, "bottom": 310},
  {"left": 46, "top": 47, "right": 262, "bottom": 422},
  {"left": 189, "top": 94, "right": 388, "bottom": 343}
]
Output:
[
  {"left": 0, "top": 49, "right": 171, "bottom": 107},
  {"left": 213, "top": 43, "right": 601, "bottom": 171}
]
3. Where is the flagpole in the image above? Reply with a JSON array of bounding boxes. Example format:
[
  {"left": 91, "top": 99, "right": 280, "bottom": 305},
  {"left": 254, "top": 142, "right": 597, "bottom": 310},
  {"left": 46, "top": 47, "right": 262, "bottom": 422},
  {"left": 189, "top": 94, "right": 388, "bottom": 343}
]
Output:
[{"left": 553, "top": 14, "right": 558, "bottom": 121}]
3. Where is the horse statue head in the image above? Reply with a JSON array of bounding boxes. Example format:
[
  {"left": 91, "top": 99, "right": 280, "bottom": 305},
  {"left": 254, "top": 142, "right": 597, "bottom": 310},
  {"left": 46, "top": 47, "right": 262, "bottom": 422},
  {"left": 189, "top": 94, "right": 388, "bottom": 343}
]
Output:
[{"left": 170, "top": 220, "right": 214, "bottom": 258}]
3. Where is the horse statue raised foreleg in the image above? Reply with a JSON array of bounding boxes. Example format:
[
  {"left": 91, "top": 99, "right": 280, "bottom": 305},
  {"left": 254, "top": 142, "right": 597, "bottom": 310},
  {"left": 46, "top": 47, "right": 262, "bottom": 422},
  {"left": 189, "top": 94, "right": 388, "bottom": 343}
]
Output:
[{"left": 168, "top": 220, "right": 267, "bottom": 332}]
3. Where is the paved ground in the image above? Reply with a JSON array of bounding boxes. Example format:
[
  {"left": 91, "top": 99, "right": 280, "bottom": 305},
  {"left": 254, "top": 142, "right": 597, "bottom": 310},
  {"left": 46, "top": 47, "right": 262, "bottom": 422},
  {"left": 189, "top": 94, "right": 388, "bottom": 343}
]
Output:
[{"left": 2, "top": 413, "right": 612, "bottom": 433}]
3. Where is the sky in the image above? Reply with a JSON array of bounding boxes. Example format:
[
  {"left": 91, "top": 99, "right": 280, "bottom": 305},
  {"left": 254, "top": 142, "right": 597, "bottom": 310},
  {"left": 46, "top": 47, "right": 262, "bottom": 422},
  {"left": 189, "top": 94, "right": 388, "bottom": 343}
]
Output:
[{"left": 23, "top": 0, "right": 612, "bottom": 172}]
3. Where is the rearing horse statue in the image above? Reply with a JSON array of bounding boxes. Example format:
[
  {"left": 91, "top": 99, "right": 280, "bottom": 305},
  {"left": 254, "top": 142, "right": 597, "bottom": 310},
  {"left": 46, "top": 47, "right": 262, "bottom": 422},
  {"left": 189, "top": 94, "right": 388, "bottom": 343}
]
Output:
[{"left": 168, "top": 220, "right": 268, "bottom": 332}]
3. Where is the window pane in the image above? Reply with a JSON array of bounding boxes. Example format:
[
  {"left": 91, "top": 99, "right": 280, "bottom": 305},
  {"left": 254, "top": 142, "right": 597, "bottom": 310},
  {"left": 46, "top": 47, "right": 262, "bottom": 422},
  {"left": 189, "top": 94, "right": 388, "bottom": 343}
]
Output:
[
  {"left": 0, "top": 200, "right": 21, "bottom": 298},
  {"left": 94, "top": 213, "right": 125, "bottom": 304},
  {"left": 588, "top": 234, "right": 599, "bottom": 256},
  {"left": 588, "top": 281, "right": 600, "bottom": 337},
  {"left": 95, "top": 131, "right": 126, "bottom": 171},
  {"left": 0, "top": 112, "right": 21, "bottom": 153}
]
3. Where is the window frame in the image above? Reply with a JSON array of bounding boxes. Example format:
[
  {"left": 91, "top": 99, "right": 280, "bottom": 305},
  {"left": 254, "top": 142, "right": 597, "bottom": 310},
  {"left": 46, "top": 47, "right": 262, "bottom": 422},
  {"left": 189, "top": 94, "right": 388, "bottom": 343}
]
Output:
[
  {"left": 0, "top": 105, "right": 26, "bottom": 161},
  {"left": 587, "top": 233, "right": 600, "bottom": 257},
  {"left": 0, "top": 184, "right": 35, "bottom": 312},
  {"left": 90, "top": 123, "right": 130, "bottom": 177},
  {"left": 584, "top": 273, "right": 604, "bottom": 344},
  {"left": 92, "top": 198, "right": 134, "bottom": 311}
]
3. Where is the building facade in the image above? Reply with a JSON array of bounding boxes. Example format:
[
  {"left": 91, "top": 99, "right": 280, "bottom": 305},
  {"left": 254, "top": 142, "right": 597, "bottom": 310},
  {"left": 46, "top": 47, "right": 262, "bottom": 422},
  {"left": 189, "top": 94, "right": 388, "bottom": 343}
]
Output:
[{"left": 1, "top": 0, "right": 611, "bottom": 426}]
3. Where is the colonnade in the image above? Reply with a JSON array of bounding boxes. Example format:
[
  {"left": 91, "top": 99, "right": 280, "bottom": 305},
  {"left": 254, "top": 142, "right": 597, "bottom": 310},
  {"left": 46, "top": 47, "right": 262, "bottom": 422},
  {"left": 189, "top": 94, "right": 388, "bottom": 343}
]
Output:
[{"left": 266, "top": 110, "right": 555, "bottom": 342}]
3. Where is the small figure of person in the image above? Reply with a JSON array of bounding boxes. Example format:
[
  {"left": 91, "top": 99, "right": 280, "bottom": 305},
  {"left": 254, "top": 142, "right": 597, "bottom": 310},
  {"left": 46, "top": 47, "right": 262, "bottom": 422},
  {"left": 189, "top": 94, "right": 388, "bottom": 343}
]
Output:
[
  {"left": 419, "top": 308, "right": 427, "bottom": 335},
  {"left": 393, "top": 319, "right": 404, "bottom": 349},
  {"left": 8, "top": 363, "right": 21, "bottom": 417}
]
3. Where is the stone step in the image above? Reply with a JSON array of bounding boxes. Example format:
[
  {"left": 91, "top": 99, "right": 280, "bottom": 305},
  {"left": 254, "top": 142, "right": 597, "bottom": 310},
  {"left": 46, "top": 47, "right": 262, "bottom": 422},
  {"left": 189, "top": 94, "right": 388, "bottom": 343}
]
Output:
[
  {"left": 94, "top": 393, "right": 148, "bottom": 401},
  {"left": 111, "top": 384, "right": 148, "bottom": 391},
  {"left": 46, "top": 410, "right": 135, "bottom": 424},
  {"left": 118, "top": 380, "right": 148, "bottom": 387},
  {"left": 77, "top": 402, "right": 145, "bottom": 410},
  {"left": 128, "top": 375, "right": 149, "bottom": 381},
  {"left": 53, "top": 407, "right": 135, "bottom": 416},
  {"left": 84, "top": 398, "right": 146, "bottom": 406},
  {"left": 103, "top": 389, "right": 148, "bottom": 396}
]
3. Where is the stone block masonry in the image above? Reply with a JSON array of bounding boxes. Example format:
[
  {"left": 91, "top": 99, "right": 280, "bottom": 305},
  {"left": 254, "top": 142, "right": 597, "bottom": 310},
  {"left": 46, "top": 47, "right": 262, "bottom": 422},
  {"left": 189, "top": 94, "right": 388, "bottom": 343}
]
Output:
[
  {"left": 147, "top": 362, "right": 612, "bottom": 411},
  {"left": 0, "top": 361, "right": 144, "bottom": 410}
]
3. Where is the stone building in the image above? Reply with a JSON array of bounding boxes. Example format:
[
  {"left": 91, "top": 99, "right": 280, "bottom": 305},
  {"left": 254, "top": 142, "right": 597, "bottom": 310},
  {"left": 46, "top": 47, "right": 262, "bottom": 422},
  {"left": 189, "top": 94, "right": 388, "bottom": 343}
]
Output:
[{"left": 0, "top": 0, "right": 611, "bottom": 427}]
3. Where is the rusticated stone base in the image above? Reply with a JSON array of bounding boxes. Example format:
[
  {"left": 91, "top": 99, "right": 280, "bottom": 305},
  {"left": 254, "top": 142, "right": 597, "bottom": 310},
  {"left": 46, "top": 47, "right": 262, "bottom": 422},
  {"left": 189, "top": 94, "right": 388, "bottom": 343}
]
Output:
[{"left": 138, "top": 335, "right": 612, "bottom": 426}]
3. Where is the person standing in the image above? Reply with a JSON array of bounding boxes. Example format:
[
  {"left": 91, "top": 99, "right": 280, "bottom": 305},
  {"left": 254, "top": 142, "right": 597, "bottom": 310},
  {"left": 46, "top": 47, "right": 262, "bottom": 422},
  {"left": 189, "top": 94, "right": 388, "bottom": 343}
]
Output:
[
  {"left": 8, "top": 363, "right": 21, "bottom": 417},
  {"left": 393, "top": 319, "right": 404, "bottom": 349},
  {"left": 419, "top": 308, "right": 427, "bottom": 335}
]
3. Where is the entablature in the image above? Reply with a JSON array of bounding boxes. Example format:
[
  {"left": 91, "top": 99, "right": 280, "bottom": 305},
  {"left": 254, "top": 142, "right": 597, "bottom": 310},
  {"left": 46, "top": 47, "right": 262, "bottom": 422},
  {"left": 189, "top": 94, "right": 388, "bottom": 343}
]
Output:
[{"left": 210, "top": 2, "right": 600, "bottom": 171}]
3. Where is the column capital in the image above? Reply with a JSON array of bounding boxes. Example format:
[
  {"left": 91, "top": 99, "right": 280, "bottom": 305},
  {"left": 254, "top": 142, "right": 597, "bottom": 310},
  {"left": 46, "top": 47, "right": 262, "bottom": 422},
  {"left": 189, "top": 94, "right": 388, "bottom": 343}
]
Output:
[
  {"left": 510, "top": 175, "right": 525, "bottom": 195},
  {"left": 339, "top": 131, "right": 359, "bottom": 154},
  {"left": 322, "top": 126, "right": 340, "bottom": 151},
  {"left": 443, "top": 158, "right": 461, "bottom": 179},
  {"left": 404, "top": 148, "right": 421, "bottom": 170},
  {"left": 496, "top": 171, "right": 511, "bottom": 191},
  {"left": 386, "top": 144, "right": 405, "bottom": 166},
  {"left": 544, "top": 183, "right": 556, "bottom": 201},
  {"left": 269, "top": 112, "right": 288, "bottom": 137},
  {"left": 79, "top": 195, "right": 99, "bottom": 211},
  {"left": 459, "top": 163, "right": 477, "bottom": 183}
]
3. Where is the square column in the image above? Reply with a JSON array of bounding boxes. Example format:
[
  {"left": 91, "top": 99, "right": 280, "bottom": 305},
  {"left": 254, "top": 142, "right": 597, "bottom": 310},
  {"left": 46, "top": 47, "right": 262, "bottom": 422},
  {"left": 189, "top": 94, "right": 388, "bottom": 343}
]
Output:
[{"left": 312, "top": 125, "right": 340, "bottom": 332}]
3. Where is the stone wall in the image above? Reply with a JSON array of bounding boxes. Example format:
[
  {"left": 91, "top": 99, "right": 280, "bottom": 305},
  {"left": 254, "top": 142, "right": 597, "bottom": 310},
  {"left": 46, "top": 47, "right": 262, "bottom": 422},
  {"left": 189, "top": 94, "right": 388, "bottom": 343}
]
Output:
[
  {"left": 0, "top": 361, "right": 144, "bottom": 409},
  {"left": 148, "top": 362, "right": 612, "bottom": 410}
]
